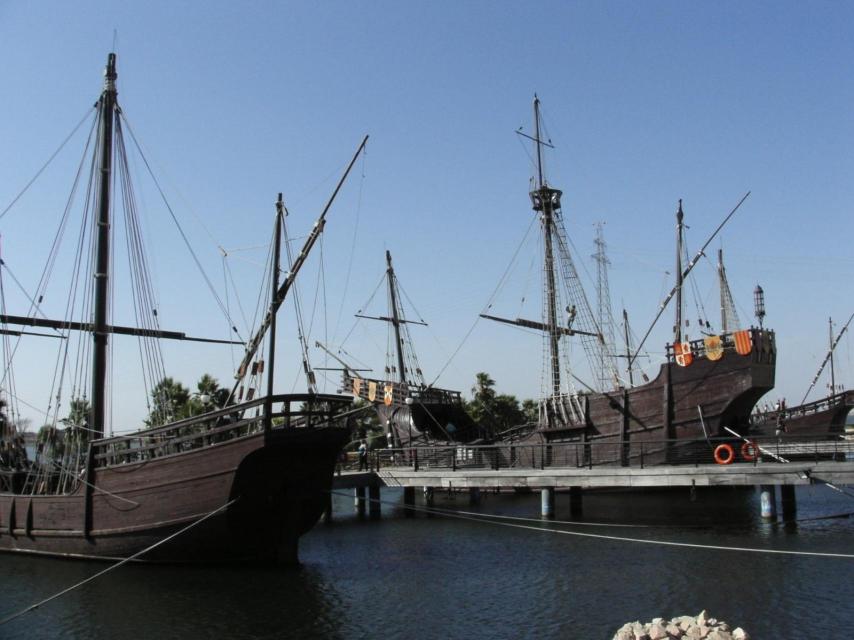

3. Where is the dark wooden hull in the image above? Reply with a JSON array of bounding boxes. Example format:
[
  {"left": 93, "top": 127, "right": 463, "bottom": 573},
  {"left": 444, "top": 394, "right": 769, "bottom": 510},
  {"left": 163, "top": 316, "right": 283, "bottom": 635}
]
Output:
[
  {"left": 749, "top": 390, "right": 854, "bottom": 439},
  {"left": 511, "top": 328, "right": 776, "bottom": 465},
  {"left": 0, "top": 426, "right": 349, "bottom": 563}
]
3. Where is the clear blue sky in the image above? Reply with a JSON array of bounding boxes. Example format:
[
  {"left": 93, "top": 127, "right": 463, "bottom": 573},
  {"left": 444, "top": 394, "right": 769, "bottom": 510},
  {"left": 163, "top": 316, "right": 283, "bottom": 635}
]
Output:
[{"left": 0, "top": 1, "right": 851, "bottom": 431}]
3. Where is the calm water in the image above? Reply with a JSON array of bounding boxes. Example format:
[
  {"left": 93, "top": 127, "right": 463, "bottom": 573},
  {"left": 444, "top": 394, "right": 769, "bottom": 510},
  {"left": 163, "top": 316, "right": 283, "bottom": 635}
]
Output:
[{"left": 1, "top": 485, "right": 853, "bottom": 639}]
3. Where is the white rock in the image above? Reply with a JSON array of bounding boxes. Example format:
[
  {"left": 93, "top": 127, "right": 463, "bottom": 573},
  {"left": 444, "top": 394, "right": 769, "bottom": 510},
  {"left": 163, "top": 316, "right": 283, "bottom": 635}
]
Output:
[
  {"left": 613, "top": 629, "right": 633, "bottom": 640},
  {"left": 648, "top": 623, "right": 668, "bottom": 640},
  {"left": 732, "top": 628, "right": 749, "bottom": 640},
  {"left": 706, "top": 631, "right": 732, "bottom": 640},
  {"left": 697, "top": 610, "right": 708, "bottom": 627},
  {"left": 665, "top": 622, "right": 683, "bottom": 637}
]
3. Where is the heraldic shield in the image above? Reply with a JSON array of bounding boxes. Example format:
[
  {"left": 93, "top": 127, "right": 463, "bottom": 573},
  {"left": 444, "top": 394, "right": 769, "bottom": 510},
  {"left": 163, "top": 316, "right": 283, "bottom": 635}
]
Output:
[
  {"left": 675, "top": 341, "right": 693, "bottom": 367},
  {"left": 704, "top": 335, "right": 724, "bottom": 361},
  {"left": 384, "top": 384, "right": 394, "bottom": 406},
  {"left": 368, "top": 380, "right": 377, "bottom": 402},
  {"left": 352, "top": 376, "right": 363, "bottom": 396},
  {"left": 733, "top": 330, "right": 752, "bottom": 355}
]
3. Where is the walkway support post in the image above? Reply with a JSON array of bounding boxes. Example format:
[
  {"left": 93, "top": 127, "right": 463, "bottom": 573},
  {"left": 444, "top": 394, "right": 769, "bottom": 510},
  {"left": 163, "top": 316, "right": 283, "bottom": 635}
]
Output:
[
  {"left": 781, "top": 484, "right": 797, "bottom": 521},
  {"left": 569, "top": 486, "right": 583, "bottom": 517},
  {"left": 369, "top": 485, "right": 381, "bottom": 519},
  {"left": 355, "top": 486, "right": 366, "bottom": 518},
  {"left": 403, "top": 486, "right": 415, "bottom": 518},
  {"left": 760, "top": 484, "right": 777, "bottom": 520},
  {"left": 541, "top": 487, "right": 555, "bottom": 519}
]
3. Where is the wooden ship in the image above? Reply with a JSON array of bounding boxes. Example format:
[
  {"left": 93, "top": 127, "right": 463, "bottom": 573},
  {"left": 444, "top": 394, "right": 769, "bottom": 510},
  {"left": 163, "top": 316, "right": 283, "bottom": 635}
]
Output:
[
  {"left": 482, "top": 96, "right": 776, "bottom": 465},
  {"left": 750, "top": 313, "right": 853, "bottom": 439},
  {"left": 335, "top": 251, "right": 486, "bottom": 447},
  {"left": 0, "top": 54, "right": 365, "bottom": 563}
]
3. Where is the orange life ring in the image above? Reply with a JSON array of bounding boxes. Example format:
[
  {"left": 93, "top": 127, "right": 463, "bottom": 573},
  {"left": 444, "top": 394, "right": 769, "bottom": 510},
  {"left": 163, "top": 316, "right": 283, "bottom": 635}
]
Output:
[
  {"left": 714, "top": 443, "right": 735, "bottom": 465},
  {"left": 740, "top": 440, "right": 758, "bottom": 461}
]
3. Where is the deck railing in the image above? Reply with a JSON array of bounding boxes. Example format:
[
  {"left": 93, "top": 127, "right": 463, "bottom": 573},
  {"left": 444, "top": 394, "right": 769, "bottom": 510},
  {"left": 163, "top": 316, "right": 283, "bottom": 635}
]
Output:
[
  {"left": 361, "top": 434, "right": 853, "bottom": 473},
  {"left": 92, "top": 393, "right": 352, "bottom": 468}
]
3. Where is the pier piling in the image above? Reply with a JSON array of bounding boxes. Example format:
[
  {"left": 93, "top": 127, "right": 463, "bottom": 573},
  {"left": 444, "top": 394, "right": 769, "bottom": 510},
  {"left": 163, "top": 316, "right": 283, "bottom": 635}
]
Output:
[
  {"left": 541, "top": 488, "right": 555, "bottom": 519},
  {"left": 369, "top": 485, "right": 381, "bottom": 519},
  {"left": 403, "top": 486, "right": 415, "bottom": 517},
  {"left": 569, "top": 486, "right": 583, "bottom": 517},
  {"left": 780, "top": 484, "right": 797, "bottom": 521},
  {"left": 355, "top": 486, "right": 366, "bottom": 518},
  {"left": 760, "top": 484, "right": 777, "bottom": 520}
]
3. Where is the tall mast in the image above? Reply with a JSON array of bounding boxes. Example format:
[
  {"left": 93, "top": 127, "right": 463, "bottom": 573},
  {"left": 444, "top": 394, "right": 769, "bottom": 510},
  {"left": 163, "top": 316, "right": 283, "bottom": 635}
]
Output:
[
  {"left": 264, "top": 198, "right": 284, "bottom": 435},
  {"left": 623, "top": 308, "right": 634, "bottom": 388},
  {"left": 386, "top": 250, "right": 407, "bottom": 385},
  {"left": 718, "top": 249, "right": 727, "bottom": 333},
  {"left": 674, "top": 200, "right": 684, "bottom": 343},
  {"left": 91, "top": 53, "right": 117, "bottom": 438},
  {"left": 829, "top": 316, "right": 836, "bottom": 395},
  {"left": 530, "top": 95, "right": 562, "bottom": 400},
  {"left": 230, "top": 135, "right": 368, "bottom": 397}
]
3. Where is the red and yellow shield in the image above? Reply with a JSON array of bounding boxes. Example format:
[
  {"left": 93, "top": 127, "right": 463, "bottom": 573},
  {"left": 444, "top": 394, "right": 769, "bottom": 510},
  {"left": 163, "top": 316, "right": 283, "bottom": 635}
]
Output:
[
  {"left": 384, "top": 384, "right": 394, "bottom": 406},
  {"left": 675, "top": 341, "right": 693, "bottom": 367},
  {"left": 704, "top": 335, "right": 723, "bottom": 361},
  {"left": 367, "top": 381, "right": 377, "bottom": 402},
  {"left": 733, "top": 330, "right": 752, "bottom": 356},
  {"left": 352, "top": 377, "right": 363, "bottom": 397}
]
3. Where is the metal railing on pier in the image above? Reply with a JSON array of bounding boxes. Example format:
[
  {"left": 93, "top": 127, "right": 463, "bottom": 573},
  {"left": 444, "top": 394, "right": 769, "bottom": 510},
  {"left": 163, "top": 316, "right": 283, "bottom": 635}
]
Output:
[{"left": 354, "top": 435, "right": 854, "bottom": 473}]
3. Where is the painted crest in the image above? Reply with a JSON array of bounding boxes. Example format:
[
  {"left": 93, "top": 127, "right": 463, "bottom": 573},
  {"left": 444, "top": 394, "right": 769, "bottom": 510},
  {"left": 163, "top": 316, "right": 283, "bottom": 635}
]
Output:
[
  {"left": 733, "top": 330, "right": 752, "bottom": 356},
  {"left": 352, "top": 376, "right": 363, "bottom": 397},
  {"left": 368, "top": 381, "right": 377, "bottom": 402},
  {"left": 674, "top": 341, "right": 693, "bottom": 367},
  {"left": 384, "top": 384, "right": 394, "bottom": 406},
  {"left": 704, "top": 335, "right": 723, "bottom": 361}
]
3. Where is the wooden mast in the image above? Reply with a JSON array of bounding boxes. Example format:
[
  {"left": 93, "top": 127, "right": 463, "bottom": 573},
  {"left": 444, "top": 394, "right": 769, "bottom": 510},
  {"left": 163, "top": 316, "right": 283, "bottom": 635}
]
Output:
[
  {"left": 264, "top": 197, "right": 284, "bottom": 435},
  {"left": 531, "top": 95, "right": 562, "bottom": 406},
  {"left": 386, "top": 251, "right": 407, "bottom": 385},
  {"left": 718, "top": 248, "right": 727, "bottom": 334},
  {"left": 230, "top": 135, "right": 368, "bottom": 397},
  {"left": 674, "top": 200, "right": 684, "bottom": 344},
  {"left": 91, "top": 53, "right": 118, "bottom": 438}
]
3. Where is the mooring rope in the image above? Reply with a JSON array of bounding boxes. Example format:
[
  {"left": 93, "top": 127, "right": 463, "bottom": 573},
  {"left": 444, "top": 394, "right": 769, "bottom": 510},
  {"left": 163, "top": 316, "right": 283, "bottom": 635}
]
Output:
[
  {"left": 332, "top": 490, "right": 854, "bottom": 560},
  {"left": 0, "top": 497, "right": 239, "bottom": 627}
]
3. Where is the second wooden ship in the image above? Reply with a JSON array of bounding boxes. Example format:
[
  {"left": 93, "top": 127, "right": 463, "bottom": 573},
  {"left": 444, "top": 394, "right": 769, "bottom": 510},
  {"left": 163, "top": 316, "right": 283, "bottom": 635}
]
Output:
[{"left": 482, "top": 96, "right": 776, "bottom": 465}]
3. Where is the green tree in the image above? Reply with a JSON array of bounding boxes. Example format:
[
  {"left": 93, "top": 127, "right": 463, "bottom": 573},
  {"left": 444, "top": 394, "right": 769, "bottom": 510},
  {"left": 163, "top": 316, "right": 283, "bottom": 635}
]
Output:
[
  {"left": 466, "top": 372, "right": 523, "bottom": 431},
  {"left": 185, "top": 374, "right": 229, "bottom": 416},
  {"left": 148, "top": 377, "right": 191, "bottom": 426},
  {"left": 521, "top": 398, "right": 540, "bottom": 424}
]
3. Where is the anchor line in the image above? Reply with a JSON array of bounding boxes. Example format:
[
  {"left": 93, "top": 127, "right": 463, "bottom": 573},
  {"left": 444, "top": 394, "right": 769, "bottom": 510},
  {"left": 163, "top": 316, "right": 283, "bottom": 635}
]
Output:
[
  {"left": 331, "top": 490, "right": 854, "bottom": 559},
  {"left": 0, "top": 497, "right": 239, "bottom": 627}
]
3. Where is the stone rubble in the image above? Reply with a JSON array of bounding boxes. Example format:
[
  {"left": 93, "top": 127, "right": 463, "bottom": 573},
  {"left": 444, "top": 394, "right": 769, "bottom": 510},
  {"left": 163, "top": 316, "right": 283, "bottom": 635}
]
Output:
[{"left": 612, "top": 611, "right": 749, "bottom": 640}]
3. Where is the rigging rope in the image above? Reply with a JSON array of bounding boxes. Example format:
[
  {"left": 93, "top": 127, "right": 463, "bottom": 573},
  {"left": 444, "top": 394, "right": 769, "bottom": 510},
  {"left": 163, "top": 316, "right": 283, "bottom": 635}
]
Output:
[
  {"left": 0, "top": 497, "right": 239, "bottom": 627},
  {"left": 120, "top": 114, "right": 242, "bottom": 342},
  {"left": 428, "top": 214, "right": 539, "bottom": 388},
  {"left": 331, "top": 490, "right": 854, "bottom": 560},
  {"left": 0, "top": 107, "right": 97, "bottom": 221}
]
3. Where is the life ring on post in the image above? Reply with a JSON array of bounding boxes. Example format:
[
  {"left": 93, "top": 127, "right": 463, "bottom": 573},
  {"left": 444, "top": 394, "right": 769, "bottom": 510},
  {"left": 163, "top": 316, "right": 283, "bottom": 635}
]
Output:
[
  {"left": 740, "top": 440, "right": 758, "bottom": 462},
  {"left": 713, "top": 443, "right": 735, "bottom": 465}
]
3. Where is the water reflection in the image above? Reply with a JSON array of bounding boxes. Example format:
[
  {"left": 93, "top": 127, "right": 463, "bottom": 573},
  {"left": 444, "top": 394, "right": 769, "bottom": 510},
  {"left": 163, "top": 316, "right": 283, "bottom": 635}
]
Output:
[{"left": 2, "top": 486, "right": 852, "bottom": 638}]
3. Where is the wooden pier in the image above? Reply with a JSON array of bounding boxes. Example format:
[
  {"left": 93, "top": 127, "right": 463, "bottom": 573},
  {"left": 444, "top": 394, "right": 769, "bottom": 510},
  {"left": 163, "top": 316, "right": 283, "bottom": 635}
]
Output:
[{"left": 329, "top": 436, "right": 854, "bottom": 521}]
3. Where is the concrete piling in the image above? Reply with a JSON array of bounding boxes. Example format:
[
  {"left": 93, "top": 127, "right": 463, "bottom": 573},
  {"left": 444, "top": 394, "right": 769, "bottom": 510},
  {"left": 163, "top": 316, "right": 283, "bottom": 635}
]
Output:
[
  {"left": 781, "top": 484, "right": 797, "bottom": 521},
  {"left": 403, "top": 486, "right": 415, "bottom": 518},
  {"left": 569, "top": 486, "right": 583, "bottom": 517},
  {"left": 760, "top": 484, "right": 777, "bottom": 520},
  {"left": 369, "top": 485, "right": 381, "bottom": 519},
  {"left": 354, "top": 486, "right": 366, "bottom": 518},
  {"left": 541, "top": 487, "right": 555, "bottom": 519}
]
